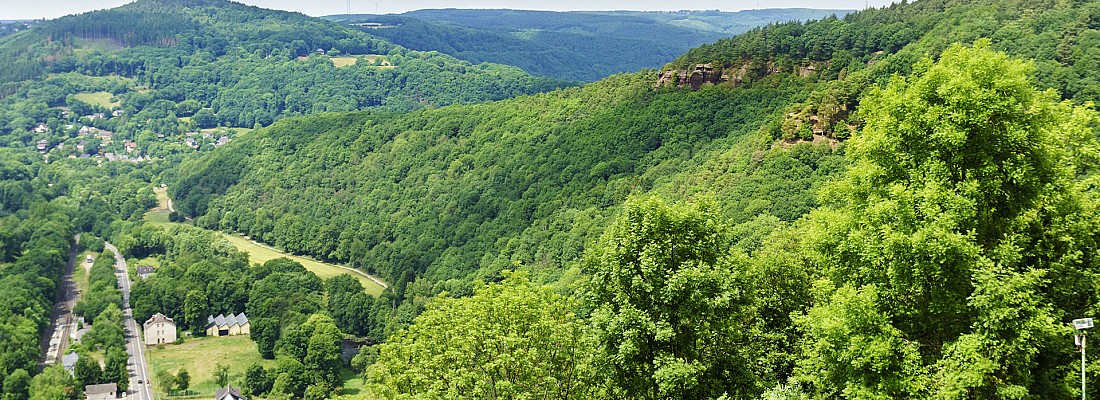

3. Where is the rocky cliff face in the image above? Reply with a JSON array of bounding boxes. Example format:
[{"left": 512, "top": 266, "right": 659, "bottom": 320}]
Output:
[
  {"left": 657, "top": 63, "right": 731, "bottom": 90},
  {"left": 657, "top": 60, "right": 829, "bottom": 90}
]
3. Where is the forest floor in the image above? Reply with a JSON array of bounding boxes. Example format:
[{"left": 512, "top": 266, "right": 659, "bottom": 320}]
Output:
[{"left": 145, "top": 187, "right": 386, "bottom": 295}]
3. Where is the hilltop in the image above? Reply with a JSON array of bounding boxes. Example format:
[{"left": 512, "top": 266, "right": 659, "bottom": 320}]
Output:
[
  {"left": 0, "top": 0, "right": 566, "bottom": 160},
  {"left": 325, "top": 8, "right": 851, "bottom": 81}
]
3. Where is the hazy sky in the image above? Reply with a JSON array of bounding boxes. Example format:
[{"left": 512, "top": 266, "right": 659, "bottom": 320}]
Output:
[{"left": 3, "top": 0, "right": 898, "bottom": 20}]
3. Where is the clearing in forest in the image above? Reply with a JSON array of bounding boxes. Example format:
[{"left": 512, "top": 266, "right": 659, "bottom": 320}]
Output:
[
  {"left": 144, "top": 187, "right": 386, "bottom": 296},
  {"left": 72, "top": 91, "right": 121, "bottom": 109}
]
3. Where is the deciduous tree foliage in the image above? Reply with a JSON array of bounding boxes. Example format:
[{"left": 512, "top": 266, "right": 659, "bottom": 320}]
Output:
[
  {"left": 585, "top": 196, "right": 751, "bottom": 399},
  {"left": 790, "top": 41, "right": 1100, "bottom": 399},
  {"left": 367, "top": 271, "right": 598, "bottom": 399}
]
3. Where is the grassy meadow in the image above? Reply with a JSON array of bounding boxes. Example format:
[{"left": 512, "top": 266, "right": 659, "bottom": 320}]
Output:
[
  {"left": 72, "top": 91, "right": 121, "bottom": 108},
  {"left": 146, "top": 335, "right": 275, "bottom": 398},
  {"left": 144, "top": 188, "right": 385, "bottom": 296}
]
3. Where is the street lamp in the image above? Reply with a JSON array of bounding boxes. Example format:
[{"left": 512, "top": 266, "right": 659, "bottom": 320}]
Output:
[{"left": 1076, "top": 317, "right": 1094, "bottom": 400}]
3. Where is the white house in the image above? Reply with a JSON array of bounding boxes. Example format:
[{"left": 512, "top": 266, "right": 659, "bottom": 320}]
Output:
[{"left": 143, "top": 313, "right": 177, "bottom": 345}]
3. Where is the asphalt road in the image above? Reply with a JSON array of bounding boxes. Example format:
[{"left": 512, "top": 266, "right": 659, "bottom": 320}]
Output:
[{"left": 106, "top": 242, "right": 153, "bottom": 400}]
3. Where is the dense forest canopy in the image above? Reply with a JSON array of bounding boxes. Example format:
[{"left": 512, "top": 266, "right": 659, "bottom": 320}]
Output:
[
  {"left": 166, "top": 0, "right": 1100, "bottom": 398},
  {"left": 7, "top": 0, "right": 1100, "bottom": 398}
]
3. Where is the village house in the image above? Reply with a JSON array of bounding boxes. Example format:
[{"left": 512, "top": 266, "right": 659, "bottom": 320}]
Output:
[
  {"left": 34, "top": 123, "right": 49, "bottom": 133},
  {"left": 36, "top": 140, "right": 48, "bottom": 152},
  {"left": 215, "top": 385, "right": 244, "bottom": 400},
  {"left": 85, "top": 383, "right": 117, "bottom": 400},
  {"left": 112, "top": 109, "right": 123, "bottom": 117},
  {"left": 137, "top": 265, "right": 155, "bottom": 279},
  {"left": 61, "top": 352, "right": 78, "bottom": 375},
  {"left": 206, "top": 313, "right": 249, "bottom": 337},
  {"left": 79, "top": 126, "right": 93, "bottom": 135},
  {"left": 143, "top": 313, "right": 177, "bottom": 345},
  {"left": 124, "top": 141, "right": 137, "bottom": 153}
]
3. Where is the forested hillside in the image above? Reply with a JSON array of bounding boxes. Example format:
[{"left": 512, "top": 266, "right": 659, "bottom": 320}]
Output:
[
  {"left": 0, "top": 0, "right": 565, "bottom": 160},
  {"left": 327, "top": 9, "right": 848, "bottom": 81},
  {"left": 171, "top": 0, "right": 1100, "bottom": 398}
]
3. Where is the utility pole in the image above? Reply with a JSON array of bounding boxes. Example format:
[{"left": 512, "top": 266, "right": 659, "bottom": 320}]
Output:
[{"left": 1076, "top": 318, "right": 1094, "bottom": 400}]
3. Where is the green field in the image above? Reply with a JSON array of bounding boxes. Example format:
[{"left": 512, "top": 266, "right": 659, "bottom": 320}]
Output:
[
  {"left": 72, "top": 38, "right": 125, "bottom": 56},
  {"left": 147, "top": 335, "right": 276, "bottom": 398},
  {"left": 144, "top": 188, "right": 385, "bottom": 296},
  {"left": 331, "top": 57, "right": 358, "bottom": 67},
  {"left": 338, "top": 368, "right": 368, "bottom": 397},
  {"left": 72, "top": 91, "right": 121, "bottom": 109},
  {"left": 219, "top": 234, "right": 384, "bottom": 295},
  {"left": 328, "top": 55, "right": 393, "bottom": 69}
]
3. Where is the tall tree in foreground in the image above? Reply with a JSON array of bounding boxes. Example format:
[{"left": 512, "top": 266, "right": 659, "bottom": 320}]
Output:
[
  {"left": 792, "top": 40, "right": 1100, "bottom": 399},
  {"left": 367, "top": 271, "right": 598, "bottom": 399},
  {"left": 585, "top": 196, "right": 752, "bottom": 399}
]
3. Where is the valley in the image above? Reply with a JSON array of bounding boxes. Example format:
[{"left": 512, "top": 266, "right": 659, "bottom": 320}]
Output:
[{"left": 2, "top": 0, "right": 1100, "bottom": 399}]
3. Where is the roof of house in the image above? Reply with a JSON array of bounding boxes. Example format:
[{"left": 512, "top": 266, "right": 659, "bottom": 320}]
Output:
[
  {"left": 143, "top": 313, "right": 175, "bottom": 329},
  {"left": 215, "top": 385, "right": 243, "bottom": 400},
  {"left": 61, "top": 352, "right": 78, "bottom": 371},
  {"left": 207, "top": 312, "right": 248, "bottom": 328},
  {"left": 136, "top": 265, "right": 155, "bottom": 274},
  {"left": 85, "top": 383, "right": 117, "bottom": 395}
]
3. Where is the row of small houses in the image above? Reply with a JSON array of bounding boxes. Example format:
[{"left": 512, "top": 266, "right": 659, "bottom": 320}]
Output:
[
  {"left": 142, "top": 312, "right": 250, "bottom": 346},
  {"left": 61, "top": 311, "right": 246, "bottom": 399}
]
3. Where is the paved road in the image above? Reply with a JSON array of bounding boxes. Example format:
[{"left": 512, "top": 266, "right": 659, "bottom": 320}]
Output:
[
  {"left": 106, "top": 242, "right": 153, "bottom": 400},
  {"left": 39, "top": 235, "right": 79, "bottom": 367}
]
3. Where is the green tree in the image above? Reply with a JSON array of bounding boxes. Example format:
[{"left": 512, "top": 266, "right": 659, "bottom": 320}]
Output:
[
  {"left": 29, "top": 364, "right": 75, "bottom": 400},
  {"left": 86, "top": 304, "right": 125, "bottom": 349},
  {"left": 302, "top": 315, "right": 343, "bottom": 388},
  {"left": 104, "top": 347, "right": 129, "bottom": 393},
  {"left": 213, "top": 364, "right": 230, "bottom": 388},
  {"left": 585, "top": 196, "right": 751, "bottom": 399},
  {"left": 3, "top": 368, "right": 31, "bottom": 400},
  {"left": 176, "top": 368, "right": 190, "bottom": 394},
  {"left": 183, "top": 290, "right": 209, "bottom": 336},
  {"left": 155, "top": 370, "right": 175, "bottom": 397},
  {"left": 191, "top": 109, "right": 217, "bottom": 129},
  {"left": 251, "top": 317, "right": 279, "bottom": 359},
  {"left": 367, "top": 271, "right": 597, "bottom": 399},
  {"left": 73, "top": 353, "right": 102, "bottom": 388},
  {"left": 792, "top": 41, "right": 1100, "bottom": 398},
  {"left": 242, "top": 363, "right": 272, "bottom": 397}
]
